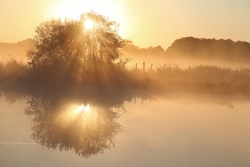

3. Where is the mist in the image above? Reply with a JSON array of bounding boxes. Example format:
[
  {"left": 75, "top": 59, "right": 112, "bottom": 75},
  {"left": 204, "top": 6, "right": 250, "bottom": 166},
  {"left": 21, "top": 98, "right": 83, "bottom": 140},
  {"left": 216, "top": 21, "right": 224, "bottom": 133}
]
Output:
[
  {"left": 0, "top": 39, "right": 34, "bottom": 63},
  {"left": 1, "top": 1, "right": 250, "bottom": 165},
  {"left": 121, "top": 37, "right": 250, "bottom": 69},
  {"left": 2, "top": 36, "right": 250, "bottom": 98}
]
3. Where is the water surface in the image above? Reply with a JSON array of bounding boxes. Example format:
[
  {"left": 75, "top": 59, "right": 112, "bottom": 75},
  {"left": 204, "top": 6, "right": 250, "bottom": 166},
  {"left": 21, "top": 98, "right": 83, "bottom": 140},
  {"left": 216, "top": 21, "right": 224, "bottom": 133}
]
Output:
[{"left": 1, "top": 94, "right": 250, "bottom": 167}]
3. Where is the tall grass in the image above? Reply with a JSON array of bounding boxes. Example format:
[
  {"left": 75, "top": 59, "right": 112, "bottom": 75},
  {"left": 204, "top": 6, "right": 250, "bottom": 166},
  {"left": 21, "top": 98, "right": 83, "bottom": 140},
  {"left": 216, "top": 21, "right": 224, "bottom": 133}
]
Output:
[
  {"left": 1, "top": 58, "right": 250, "bottom": 96},
  {"left": 0, "top": 57, "right": 27, "bottom": 85}
]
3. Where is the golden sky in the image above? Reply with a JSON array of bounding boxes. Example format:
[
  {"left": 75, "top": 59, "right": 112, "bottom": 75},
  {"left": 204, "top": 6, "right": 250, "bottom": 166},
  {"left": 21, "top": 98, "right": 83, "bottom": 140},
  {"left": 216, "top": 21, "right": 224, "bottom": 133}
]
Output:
[{"left": 0, "top": 0, "right": 250, "bottom": 48}]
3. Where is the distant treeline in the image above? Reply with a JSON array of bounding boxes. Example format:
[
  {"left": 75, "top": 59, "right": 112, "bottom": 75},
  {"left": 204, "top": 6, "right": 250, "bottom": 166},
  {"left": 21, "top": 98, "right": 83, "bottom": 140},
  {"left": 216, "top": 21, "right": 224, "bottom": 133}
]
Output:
[
  {"left": 2, "top": 37, "right": 250, "bottom": 65},
  {"left": 123, "top": 37, "right": 250, "bottom": 65},
  {"left": 167, "top": 37, "right": 250, "bottom": 63}
]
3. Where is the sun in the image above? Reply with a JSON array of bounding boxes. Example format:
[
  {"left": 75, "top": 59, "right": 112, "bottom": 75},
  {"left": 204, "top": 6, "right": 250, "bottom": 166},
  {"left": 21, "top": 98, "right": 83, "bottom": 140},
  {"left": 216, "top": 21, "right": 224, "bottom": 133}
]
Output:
[
  {"left": 77, "top": 104, "right": 90, "bottom": 113},
  {"left": 84, "top": 19, "right": 94, "bottom": 30}
]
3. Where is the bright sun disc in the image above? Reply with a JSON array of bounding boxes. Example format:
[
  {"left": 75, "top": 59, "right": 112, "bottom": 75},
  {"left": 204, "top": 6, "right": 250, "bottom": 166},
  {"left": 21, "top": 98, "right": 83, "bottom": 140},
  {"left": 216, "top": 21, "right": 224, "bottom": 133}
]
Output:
[
  {"left": 77, "top": 104, "right": 90, "bottom": 113},
  {"left": 84, "top": 20, "right": 94, "bottom": 30}
]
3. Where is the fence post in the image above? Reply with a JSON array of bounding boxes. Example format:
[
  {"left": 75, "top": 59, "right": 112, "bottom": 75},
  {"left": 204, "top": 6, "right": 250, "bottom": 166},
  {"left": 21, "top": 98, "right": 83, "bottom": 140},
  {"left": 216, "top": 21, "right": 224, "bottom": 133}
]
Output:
[
  {"left": 164, "top": 64, "right": 166, "bottom": 70},
  {"left": 143, "top": 62, "right": 145, "bottom": 72},
  {"left": 151, "top": 64, "right": 153, "bottom": 71}
]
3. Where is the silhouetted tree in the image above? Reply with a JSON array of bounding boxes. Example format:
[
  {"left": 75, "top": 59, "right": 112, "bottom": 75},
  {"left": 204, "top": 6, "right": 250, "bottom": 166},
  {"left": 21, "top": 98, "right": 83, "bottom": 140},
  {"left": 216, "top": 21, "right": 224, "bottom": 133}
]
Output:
[
  {"left": 23, "top": 11, "right": 135, "bottom": 90},
  {"left": 27, "top": 11, "right": 126, "bottom": 69}
]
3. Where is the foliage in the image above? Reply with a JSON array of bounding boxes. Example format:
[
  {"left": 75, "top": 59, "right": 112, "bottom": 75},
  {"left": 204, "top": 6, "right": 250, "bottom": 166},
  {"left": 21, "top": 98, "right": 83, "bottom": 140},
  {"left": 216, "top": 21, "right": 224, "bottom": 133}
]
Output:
[
  {"left": 20, "top": 12, "right": 136, "bottom": 90},
  {"left": 0, "top": 57, "right": 27, "bottom": 84},
  {"left": 27, "top": 11, "right": 126, "bottom": 69}
]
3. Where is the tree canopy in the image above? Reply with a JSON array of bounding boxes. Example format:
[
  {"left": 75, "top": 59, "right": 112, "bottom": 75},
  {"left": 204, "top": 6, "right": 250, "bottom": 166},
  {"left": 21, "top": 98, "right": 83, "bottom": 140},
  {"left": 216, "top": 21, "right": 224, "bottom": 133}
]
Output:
[{"left": 27, "top": 11, "right": 126, "bottom": 69}]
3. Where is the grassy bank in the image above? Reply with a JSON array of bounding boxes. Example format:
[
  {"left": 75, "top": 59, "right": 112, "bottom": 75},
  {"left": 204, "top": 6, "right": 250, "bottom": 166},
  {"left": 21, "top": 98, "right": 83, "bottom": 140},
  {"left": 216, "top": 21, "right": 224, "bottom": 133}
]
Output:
[{"left": 1, "top": 58, "right": 250, "bottom": 96}]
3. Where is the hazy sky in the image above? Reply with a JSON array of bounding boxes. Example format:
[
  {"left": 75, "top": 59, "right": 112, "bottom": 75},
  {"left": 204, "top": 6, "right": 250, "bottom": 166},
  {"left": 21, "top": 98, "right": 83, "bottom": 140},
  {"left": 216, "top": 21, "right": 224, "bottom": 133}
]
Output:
[{"left": 0, "top": 0, "right": 250, "bottom": 48}]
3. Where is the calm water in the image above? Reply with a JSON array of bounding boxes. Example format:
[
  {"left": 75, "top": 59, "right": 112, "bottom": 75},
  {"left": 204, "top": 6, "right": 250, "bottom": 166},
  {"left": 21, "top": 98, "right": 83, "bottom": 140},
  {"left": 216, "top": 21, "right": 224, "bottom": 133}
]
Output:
[{"left": 1, "top": 93, "right": 250, "bottom": 167}]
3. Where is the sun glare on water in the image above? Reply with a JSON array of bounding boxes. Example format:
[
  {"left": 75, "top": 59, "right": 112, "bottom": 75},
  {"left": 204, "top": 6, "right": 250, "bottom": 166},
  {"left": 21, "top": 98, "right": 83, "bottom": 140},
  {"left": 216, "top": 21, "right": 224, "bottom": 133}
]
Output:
[{"left": 84, "top": 20, "right": 94, "bottom": 30}]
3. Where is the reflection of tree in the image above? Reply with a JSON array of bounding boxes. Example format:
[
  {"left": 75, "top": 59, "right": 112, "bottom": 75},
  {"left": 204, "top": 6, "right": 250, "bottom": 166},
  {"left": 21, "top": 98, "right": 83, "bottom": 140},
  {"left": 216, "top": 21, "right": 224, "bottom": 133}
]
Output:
[{"left": 25, "top": 96, "right": 123, "bottom": 158}]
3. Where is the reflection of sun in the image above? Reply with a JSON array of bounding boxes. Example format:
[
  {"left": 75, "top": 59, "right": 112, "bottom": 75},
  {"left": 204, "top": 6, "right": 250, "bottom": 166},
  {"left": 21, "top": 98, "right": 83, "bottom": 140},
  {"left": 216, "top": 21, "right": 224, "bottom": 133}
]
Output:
[{"left": 84, "top": 19, "right": 94, "bottom": 30}]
